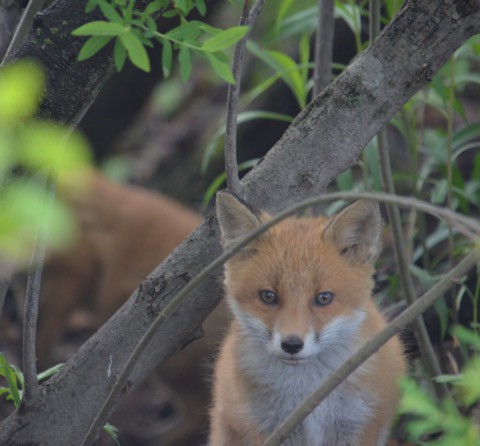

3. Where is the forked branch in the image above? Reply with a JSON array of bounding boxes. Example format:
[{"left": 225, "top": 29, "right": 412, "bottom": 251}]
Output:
[{"left": 224, "top": 0, "right": 265, "bottom": 197}]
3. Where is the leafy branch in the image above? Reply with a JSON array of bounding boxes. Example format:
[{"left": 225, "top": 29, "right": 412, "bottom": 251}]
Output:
[{"left": 72, "top": 0, "right": 249, "bottom": 82}]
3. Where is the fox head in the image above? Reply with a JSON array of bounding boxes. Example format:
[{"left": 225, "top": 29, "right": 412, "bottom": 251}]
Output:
[{"left": 216, "top": 192, "right": 382, "bottom": 365}]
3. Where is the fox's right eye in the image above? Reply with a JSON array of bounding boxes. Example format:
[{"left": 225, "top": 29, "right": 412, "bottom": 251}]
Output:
[{"left": 259, "top": 290, "right": 278, "bottom": 305}]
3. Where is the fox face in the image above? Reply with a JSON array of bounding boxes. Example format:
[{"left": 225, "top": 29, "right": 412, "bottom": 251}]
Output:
[{"left": 216, "top": 192, "right": 383, "bottom": 366}]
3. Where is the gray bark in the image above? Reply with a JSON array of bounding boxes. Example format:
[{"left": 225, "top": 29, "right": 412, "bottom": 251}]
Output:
[
  {"left": 1, "top": 0, "right": 479, "bottom": 445},
  {"left": 0, "top": 0, "right": 24, "bottom": 60},
  {"left": 313, "top": 0, "right": 334, "bottom": 96}
]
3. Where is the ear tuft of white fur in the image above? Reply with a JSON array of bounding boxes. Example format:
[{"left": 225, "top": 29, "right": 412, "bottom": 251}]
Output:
[
  {"left": 216, "top": 192, "right": 266, "bottom": 248},
  {"left": 323, "top": 200, "right": 382, "bottom": 264}
]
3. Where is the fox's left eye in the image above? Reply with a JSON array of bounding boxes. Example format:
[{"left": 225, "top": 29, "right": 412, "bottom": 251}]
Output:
[
  {"left": 259, "top": 290, "right": 278, "bottom": 305},
  {"left": 314, "top": 291, "right": 334, "bottom": 306}
]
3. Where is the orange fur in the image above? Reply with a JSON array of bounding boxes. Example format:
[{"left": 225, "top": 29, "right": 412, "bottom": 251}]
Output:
[
  {"left": 34, "top": 169, "right": 202, "bottom": 364},
  {"left": 210, "top": 193, "right": 406, "bottom": 446}
]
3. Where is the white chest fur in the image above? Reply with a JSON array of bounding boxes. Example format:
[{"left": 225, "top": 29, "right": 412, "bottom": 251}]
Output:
[{"left": 237, "top": 333, "right": 374, "bottom": 446}]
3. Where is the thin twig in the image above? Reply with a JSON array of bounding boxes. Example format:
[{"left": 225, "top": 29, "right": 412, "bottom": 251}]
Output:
[
  {"left": 371, "top": 0, "right": 449, "bottom": 401},
  {"left": 0, "top": 0, "right": 47, "bottom": 320},
  {"left": 1, "top": 0, "right": 46, "bottom": 66},
  {"left": 446, "top": 55, "right": 456, "bottom": 321},
  {"left": 313, "top": 0, "right": 334, "bottom": 97},
  {"left": 80, "top": 190, "right": 479, "bottom": 446},
  {"left": 263, "top": 248, "right": 480, "bottom": 446},
  {"left": 377, "top": 132, "right": 449, "bottom": 401},
  {"left": 22, "top": 173, "right": 55, "bottom": 402},
  {"left": 0, "top": 262, "right": 15, "bottom": 320},
  {"left": 224, "top": 0, "right": 265, "bottom": 198},
  {"left": 368, "top": 0, "right": 380, "bottom": 40}
]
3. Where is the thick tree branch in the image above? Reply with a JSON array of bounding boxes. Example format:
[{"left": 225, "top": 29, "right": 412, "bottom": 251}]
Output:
[
  {"left": 1, "top": 0, "right": 46, "bottom": 65},
  {"left": 1, "top": 1, "right": 479, "bottom": 444},
  {"left": 0, "top": 0, "right": 25, "bottom": 60}
]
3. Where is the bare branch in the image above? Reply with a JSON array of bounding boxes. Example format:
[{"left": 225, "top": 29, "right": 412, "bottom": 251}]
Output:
[
  {"left": 22, "top": 175, "right": 56, "bottom": 402},
  {"left": 224, "top": 0, "right": 265, "bottom": 198},
  {"left": 313, "top": 0, "right": 334, "bottom": 97},
  {"left": 263, "top": 248, "right": 480, "bottom": 446},
  {"left": 0, "top": 262, "right": 14, "bottom": 319},
  {"left": 377, "top": 132, "right": 450, "bottom": 400}
]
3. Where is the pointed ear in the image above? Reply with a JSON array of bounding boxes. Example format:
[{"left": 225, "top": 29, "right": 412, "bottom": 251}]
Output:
[
  {"left": 323, "top": 200, "right": 382, "bottom": 264},
  {"left": 216, "top": 191, "right": 269, "bottom": 249}
]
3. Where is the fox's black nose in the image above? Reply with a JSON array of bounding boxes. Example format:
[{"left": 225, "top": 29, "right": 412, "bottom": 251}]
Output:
[{"left": 281, "top": 336, "right": 304, "bottom": 354}]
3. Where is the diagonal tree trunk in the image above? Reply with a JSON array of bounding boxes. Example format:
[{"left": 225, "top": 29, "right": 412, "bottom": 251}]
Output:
[
  {"left": 0, "top": 0, "right": 25, "bottom": 60},
  {"left": 1, "top": 1, "right": 479, "bottom": 444}
]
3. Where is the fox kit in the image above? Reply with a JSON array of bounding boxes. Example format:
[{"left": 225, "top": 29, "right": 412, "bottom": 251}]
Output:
[{"left": 210, "top": 192, "right": 406, "bottom": 446}]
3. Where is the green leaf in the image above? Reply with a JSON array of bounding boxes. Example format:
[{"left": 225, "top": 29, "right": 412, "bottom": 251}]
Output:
[
  {"left": 433, "top": 297, "right": 449, "bottom": 341},
  {"left": 453, "top": 326, "right": 480, "bottom": 351},
  {"left": 431, "top": 178, "right": 448, "bottom": 204},
  {"left": 275, "top": 0, "right": 295, "bottom": 34},
  {"left": 0, "top": 354, "right": 22, "bottom": 408},
  {"left": 18, "top": 123, "right": 91, "bottom": 175},
  {"left": 334, "top": 2, "right": 361, "bottom": 37},
  {"left": 460, "top": 357, "right": 480, "bottom": 405},
  {"left": 97, "top": 0, "right": 123, "bottom": 23},
  {"left": 202, "top": 171, "right": 227, "bottom": 209},
  {"left": 206, "top": 53, "right": 234, "bottom": 84},
  {"left": 0, "top": 61, "right": 44, "bottom": 122},
  {"left": 451, "top": 122, "right": 480, "bottom": 152},
  {"left": 161, "top": 39, "right": 173, "bottom": 77},
  {"left": 77, "top": 36, "right": 112, "bottom": 61},
  {"left": 144, "top": 0, "right": 165, "bottom": 15},
  {"left": 113, "top": 38, "right": 127, "bottom": 71},
  {"left": 197, "top": 22, "right": 222, "bottom": 36},
  {"left": 163, "top": 9, "right": 179, "bottom": 18},
  {"left": 72, "top": 21, "right": 127, "bottom": 36},
  {"left": 202, "top": 159, "right": 259, "bottom": 209},
  {"left": 247, "top": 41, "right": 306, "bottom": 108},
  {"left": 336, "top": 169, "right": 354, "bottom": 191},
  {"left": 201, "top": 26, "right": 248, "bottom": 52},
  {"left": 201, "top": 111, "right": 293, "bottom": 172},
  {"left": 178, "top": 45, "right": 191, "bottom": 82},
  {"left": 0, "top": 182, "right": 75, "bottom": 261},
  {"left": 195, "top": 0, "right": 206, "bottom": 15},
  {"left": 103, "top": 423, "right": 120, "bottom": 446},
  {"left": 144, "top": 15, "right": 158, "bottom": 36},
  {"left": 364, "top": 139, "right": 382, "bottom": 191},
  {"left": 37, "top": 363, "right": 64, "bottom": 382},
  {"left": 120, "top": 32, "right": 151, "bottom": 72},
  {"left": 270, "top": 6, "right": 317, "bottom": 41},
  {"left": 166, "top": 21, "right": 201, "bottom": 41},
  {"left": 432, "top": 374, "right": 462, "bottom": 384},
  {"left": 409, "top": 264, "right": 437, "bottom": 287},
  {"left": 174, "top": 0, "right": 191, "bottom": 15},
  {"left": 86, "top": 0, "right": 99, "bottom": 13},
  {"left": 299, "top": 32, "right": 310, "bottom": 85},
  {"left": 399, "top": 378, "right": 440, "bottom": 418}
]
